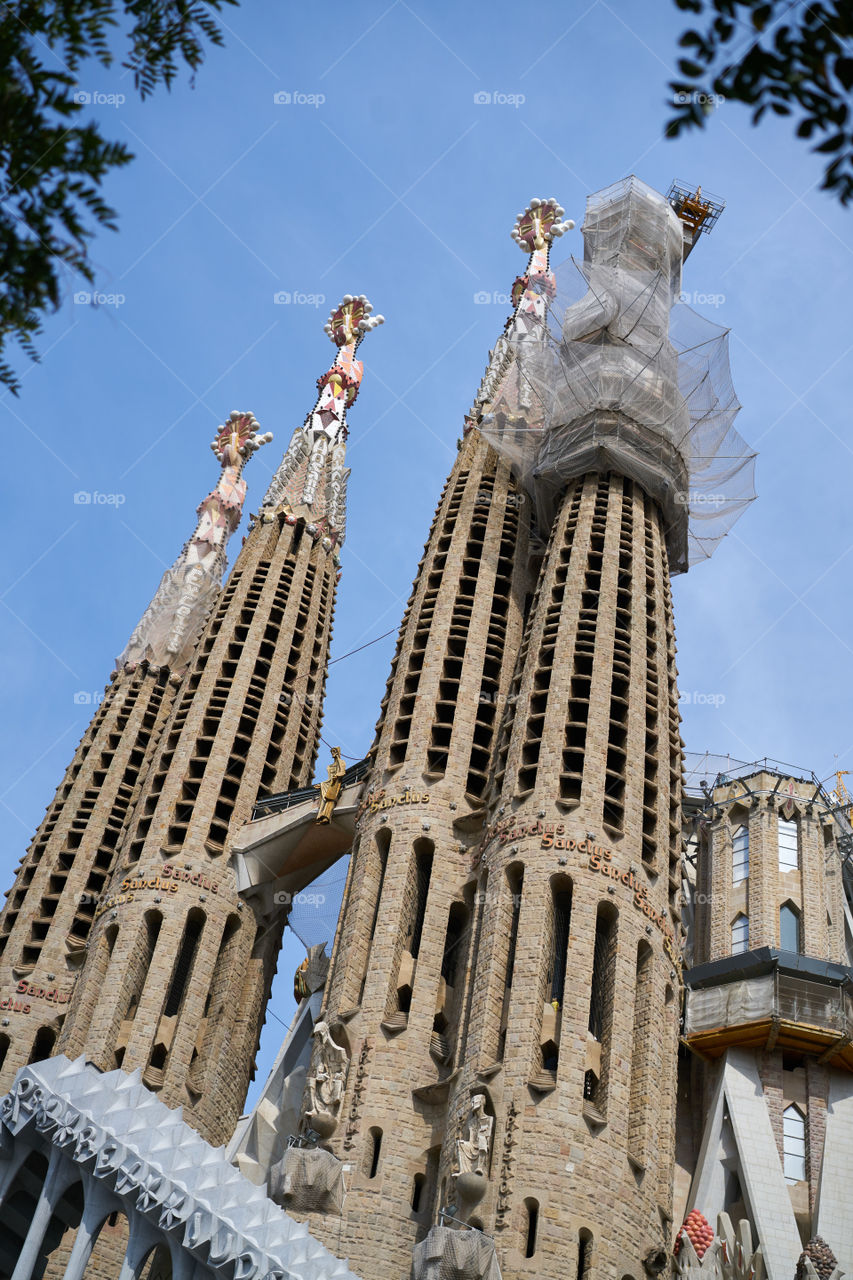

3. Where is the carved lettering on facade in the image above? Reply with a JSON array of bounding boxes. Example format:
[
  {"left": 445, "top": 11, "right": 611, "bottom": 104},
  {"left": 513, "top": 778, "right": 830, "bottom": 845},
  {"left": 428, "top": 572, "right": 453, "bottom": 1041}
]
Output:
[
  {"left": 343, "top": 1038, "right": 371, "bottom": 1151},
  {"left": 494, "top": 1097, "right": 518, "bottom": 1231}
]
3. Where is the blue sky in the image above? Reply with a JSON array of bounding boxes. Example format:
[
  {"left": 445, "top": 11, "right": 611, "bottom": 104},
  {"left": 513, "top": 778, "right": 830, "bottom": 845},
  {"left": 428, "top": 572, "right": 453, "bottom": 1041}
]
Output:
[{"left": 2, "top": 1, "right": 852, "bottom": 1109}]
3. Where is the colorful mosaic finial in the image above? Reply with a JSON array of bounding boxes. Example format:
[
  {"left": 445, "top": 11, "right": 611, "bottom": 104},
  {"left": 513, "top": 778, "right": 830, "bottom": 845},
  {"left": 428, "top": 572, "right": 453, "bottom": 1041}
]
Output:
[
  {"left": 465, "top": 198, "right": 574, "bottom": 433},
  {"left": 210, "top": 411, "right": 273, "bottom": 464},
  {"left": 262, "top": 296, "right": 384, "bottom": 551},
  {"left": 510, "top": 197, "right": 574, "bottom": 252},
  {"left": 118, "top": 412, "right": 272, "bottom": 674}
]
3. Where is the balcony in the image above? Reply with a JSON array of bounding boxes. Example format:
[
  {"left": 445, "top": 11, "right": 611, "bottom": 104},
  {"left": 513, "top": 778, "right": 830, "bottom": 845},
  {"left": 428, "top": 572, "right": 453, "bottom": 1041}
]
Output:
[{"left": 683, "top": 948, "right": 853, "bottom": 1070}]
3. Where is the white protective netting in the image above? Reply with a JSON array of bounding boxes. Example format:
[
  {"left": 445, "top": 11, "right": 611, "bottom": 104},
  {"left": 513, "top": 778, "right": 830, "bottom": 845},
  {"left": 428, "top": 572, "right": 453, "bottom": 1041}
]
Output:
[
  {"left": 412, "top": 1226, "right": 502, "bottom": 1280},
  {"left": 271, "top": 1145, "right": 346, "bottom": 1215},
  {"left": 478, "top": 177, "right": 756, "bottom": 574}
]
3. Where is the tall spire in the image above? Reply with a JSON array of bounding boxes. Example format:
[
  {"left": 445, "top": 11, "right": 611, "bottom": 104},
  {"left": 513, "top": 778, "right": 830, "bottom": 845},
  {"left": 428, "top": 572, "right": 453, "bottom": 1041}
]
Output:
[
  {"left": 118, "top": 411, "right": 272, "bottom": 673},
  {"left": 466, "top": 196, "right": 573, "bottom": 431},
  {"left": 262, "top": 295, "right": 384, "bottom": 549}
]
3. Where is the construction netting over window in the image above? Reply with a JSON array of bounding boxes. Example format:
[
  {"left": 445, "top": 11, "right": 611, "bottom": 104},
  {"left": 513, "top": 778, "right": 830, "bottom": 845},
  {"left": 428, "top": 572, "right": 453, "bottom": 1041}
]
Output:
[{"left": 477, "top": 177, "right": 756, "bottom": 574}]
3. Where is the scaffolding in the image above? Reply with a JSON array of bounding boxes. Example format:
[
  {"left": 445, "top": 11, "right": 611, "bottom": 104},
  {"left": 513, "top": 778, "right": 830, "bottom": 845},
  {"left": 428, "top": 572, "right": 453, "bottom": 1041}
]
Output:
[{"left": 476, "top": 177, "right": 756, "bottom": 574}]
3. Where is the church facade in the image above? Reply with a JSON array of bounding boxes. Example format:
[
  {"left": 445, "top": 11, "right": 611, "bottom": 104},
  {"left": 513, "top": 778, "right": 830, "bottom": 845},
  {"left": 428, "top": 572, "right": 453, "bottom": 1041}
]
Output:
[{"left": 0, "top": 178, "right": 850, "bottom": 1280}]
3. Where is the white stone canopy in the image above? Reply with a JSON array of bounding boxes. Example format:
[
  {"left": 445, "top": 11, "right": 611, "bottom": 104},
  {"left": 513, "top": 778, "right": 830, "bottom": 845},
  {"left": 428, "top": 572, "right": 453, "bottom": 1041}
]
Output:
[{"left": 0, "top": 1055, "right": 361, "bottom": 1280}]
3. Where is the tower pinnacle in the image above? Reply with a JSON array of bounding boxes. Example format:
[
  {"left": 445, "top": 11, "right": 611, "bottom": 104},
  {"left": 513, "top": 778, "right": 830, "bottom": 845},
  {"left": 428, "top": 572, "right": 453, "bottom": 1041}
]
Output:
[
  {"left": 467, "top": 197, "right": 573, "bottom": 432},
  {"left": 118, "top": 411, "right": 272, "bottom": 674},
  {"left": 263, "top": 295, "right": 384, "bottom": 543}
]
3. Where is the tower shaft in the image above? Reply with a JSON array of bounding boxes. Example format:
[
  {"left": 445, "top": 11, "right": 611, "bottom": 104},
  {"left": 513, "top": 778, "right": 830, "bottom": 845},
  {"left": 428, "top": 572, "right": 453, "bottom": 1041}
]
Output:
[
  {"left": 0, "top": 412, "right": 270, "bottom": 1095},
  {"left": 444, "top": 472, "right": 683, "bottom": 1278},
  {"left": 298, "top": 427, "right": 532, "bottom": 1274},
  {"left": 57, "top": 297, "right": 381, "bottom": 1146}
]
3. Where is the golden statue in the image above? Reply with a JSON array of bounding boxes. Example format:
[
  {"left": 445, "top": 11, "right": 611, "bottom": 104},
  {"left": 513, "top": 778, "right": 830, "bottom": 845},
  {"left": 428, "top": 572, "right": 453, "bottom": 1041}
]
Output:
[{"left": 316, "top": 746, "right": 346, "bottom": 824}]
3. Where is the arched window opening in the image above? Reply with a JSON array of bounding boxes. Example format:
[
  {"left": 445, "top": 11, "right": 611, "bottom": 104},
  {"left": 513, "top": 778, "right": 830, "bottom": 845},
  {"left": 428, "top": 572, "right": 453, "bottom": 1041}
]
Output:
[
  {"left": 524, "top": 1199, "right": 539, "bottom": 1259},
  {"left": 28, "top": 1025, "right": 56, "bottom": 1064},
  {"left": 498, "top": 866, "right": 524, "bottom": 1062},
  {"left": 163, "top": 910, "right": 205, "bottom": 1018},
  {"left": 731, "top": 913, "right": 749, "bottom": 955},
  {"left": 778, "top": 817, "right": 798, "bottom": 871},
  {"left": 585, "top": 905, "right": 617, "bottom": 1109},
  {"left": 628, "top": 941, "right": 654, "bottom": 1161},
  {"left": 577, "top": 1229, "right": 593, "bottom": 1280},
  {"left": 588, "top": 907, "right": 616, "bottom": 1039},
  {"left": 114, "top": 910, "right": 161, "bottom": 1067},
  {"left": 411, "top": 1173, "right": 425, "bottom": 1214},
  {"left": 783, "top": 1104, "right": 806, "bottom": 1183},
  {"left": 367, "top": 1127, "right": 382, "bottom": 1179},
  {"left": 359, "top": 829, "right": 391, "bottom": 1004},
  {"left": 441, "top": 901, "right": 469, "bottom": 990},
  {"left": 780, "top": 902, "right": 801, "bottom": 953},
  {"left": 505, "top": 867, "right": 523, "bottom": 991},
  {"left": 410, "top": 842, "right": 434, "bottom": 960},
  {"left": 550, "top": 885, "right": 573, "bottom": 1007},
  {"left": 732, "top": 825, "right": 749, "bottom": 884}
]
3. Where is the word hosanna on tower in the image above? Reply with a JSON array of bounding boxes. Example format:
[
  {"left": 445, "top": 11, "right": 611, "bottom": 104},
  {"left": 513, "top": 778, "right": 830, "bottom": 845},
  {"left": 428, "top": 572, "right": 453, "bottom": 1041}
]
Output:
[{"left": 0, "top": 176, "right": 850, "bottom": 1280}]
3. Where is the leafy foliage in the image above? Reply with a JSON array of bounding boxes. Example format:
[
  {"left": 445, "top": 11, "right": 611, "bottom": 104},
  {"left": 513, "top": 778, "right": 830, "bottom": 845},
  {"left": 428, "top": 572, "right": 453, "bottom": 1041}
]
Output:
[
  {"left": 0, "top": 0, "right": 235, "bottom": 392},
  {"left": 667, "top": 1, "right": 853, "bottom": 204}
]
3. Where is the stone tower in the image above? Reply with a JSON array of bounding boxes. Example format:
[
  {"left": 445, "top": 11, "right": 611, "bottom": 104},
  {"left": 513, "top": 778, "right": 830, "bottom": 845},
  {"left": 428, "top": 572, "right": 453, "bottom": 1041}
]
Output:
[
  {"left": 55, "top": 296, "right": 383, "bottom": 1146},
  {"left": 279, "top": 201, "right": 572, "bottom": 1277},
  {"left": 438, "top": 180, "right": 690, "bottom": 1280},
  {"left": 0, "top": 411, "right": 271, "bottom": 1093},
  {"left": 681, "top": 766, "right": 853, "bottom": 1279},
  {"left": 281, "top": 180, "right": 752, "bottom": 1280}
]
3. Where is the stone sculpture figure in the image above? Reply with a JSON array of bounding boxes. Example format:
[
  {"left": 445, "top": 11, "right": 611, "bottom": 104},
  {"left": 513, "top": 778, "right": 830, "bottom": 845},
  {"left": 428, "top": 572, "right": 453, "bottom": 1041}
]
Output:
[
  {"left": 453, "top": 1095, "right": 494, "bottom": 1179},
  {"left": 305, "top": 1020, "right": 349, "bottom": 1137},
  {"left": 316, "top": 747, "right": 347, "bottom": 824}
]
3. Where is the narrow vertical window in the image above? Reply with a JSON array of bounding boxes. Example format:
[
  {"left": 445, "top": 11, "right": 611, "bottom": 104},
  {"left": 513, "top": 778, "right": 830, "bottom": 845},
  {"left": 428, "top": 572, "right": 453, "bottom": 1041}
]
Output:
[
  {"left": 163, "top": 911, "right": 204, "bottom": 1017},
  {"left": 585, "top": 905, "right": 617, "bottom": 1107},
  {"left": 783, "top": 1105, "right": 806, "bottom": 1183},
  {"left": 778, "top": 818, "right": 798, "bottom": 871},
  {"left": 732, "top": 825, "right": 749, "bottom": 883},
  {"left": 780, "top": 903, "right": 801, "bottom": 953},
  {"left": 410, "top": 842, "right": 433, "bottom": 960},
  {"left": 550, "top": 886, "right": 573, "bottom": 1007},
  {"left": 28, "top": 1026, "right": 56, "bottom": 1064},
  {"left": 498, "top": 866, "right": 523, "bottom": 1061},
  {"left": 577, "top": 1230, "right": 593, "bottom": 1280},
  {"left": 731, "top": 913, "right": 749, "bottom": 955},
  {"left": 524, "top": 1199, "right": 539, "bottom": 1258},
  {"left": 628, "top": 942, "right": 653, "bottom": 1162},
  {"left": 367, "top": 1127, "right": 382, "bottom": 1179}
]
